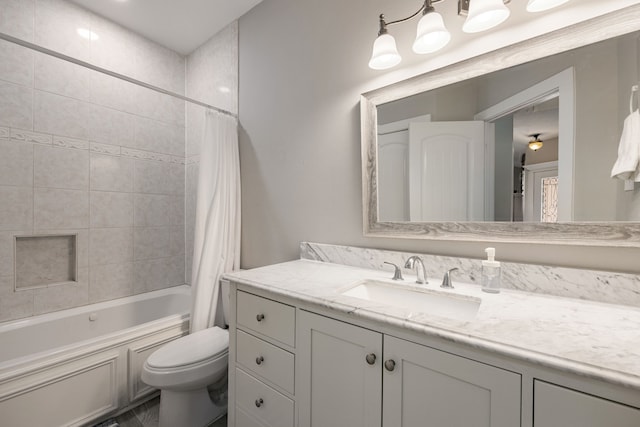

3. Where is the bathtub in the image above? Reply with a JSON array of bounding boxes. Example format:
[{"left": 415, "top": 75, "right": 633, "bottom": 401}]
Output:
[{"left": 0, "top": 285, "right": 191, "bottom": 427}]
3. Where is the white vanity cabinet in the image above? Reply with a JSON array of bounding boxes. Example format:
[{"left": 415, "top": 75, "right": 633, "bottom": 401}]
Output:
[
  {"left": 231, "top": 291, "right": 296, "bottom": 427},
  {"left": 229, "top": 285, "right": 640, "bottom": 427},
  {"left": 533, "top": 380, "right": 640, "bottom": 427},
  {"left": 297, "top": 310, "right": 520, "bottom": 427}
]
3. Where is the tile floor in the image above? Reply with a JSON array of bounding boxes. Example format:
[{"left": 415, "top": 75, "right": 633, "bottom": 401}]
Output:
[{"left": 112, "top": 397, "right": 227, "bottom": 427}]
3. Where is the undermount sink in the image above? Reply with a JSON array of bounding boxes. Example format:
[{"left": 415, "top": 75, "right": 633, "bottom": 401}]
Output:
[{"left": 341, "top": 280, "right": 481, "bottom": 321}]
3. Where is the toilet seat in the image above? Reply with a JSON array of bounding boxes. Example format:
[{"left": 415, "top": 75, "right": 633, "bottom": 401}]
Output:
[{"left": 142, "top": 327, "right": 229, "bottom": 390}]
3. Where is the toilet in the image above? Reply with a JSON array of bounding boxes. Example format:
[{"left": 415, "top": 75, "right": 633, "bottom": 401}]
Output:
[{"left": 142, "top": 281, "right": 231, "bottom": 427}]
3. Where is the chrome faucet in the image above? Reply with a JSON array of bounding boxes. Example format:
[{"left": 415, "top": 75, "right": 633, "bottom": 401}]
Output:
[
  {"left": 441, "top": 267, "right": 458, "bottom": 289},
  {"left": 404, "top": 256, "right": 428, "bottom": 284},
  {"left": 383, "top": 262, "right": 404, "bottom": 280}
]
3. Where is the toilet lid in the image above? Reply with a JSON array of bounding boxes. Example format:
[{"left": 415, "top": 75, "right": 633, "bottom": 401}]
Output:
[{"left": 146, "top": 327, "right": 229, "bottom": 369}]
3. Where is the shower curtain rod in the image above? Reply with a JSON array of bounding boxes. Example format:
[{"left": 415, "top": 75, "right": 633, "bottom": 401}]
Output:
[{"left": 0, "top": 31, "right": 237, "bottom": 119}]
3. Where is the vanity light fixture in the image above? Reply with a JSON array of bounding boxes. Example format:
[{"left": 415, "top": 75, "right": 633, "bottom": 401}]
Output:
[
  {"left": 526, "top": 0, "right": 570, "bottom": 13},
  {"left": 369, "top": 0, "right": 571, "bottom": 70},
  {"left": 528, "top": 134, "right": 544, "bottom": 151}
]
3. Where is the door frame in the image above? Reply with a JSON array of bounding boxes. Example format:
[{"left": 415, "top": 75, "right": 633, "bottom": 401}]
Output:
[{"left": 474, "top": 68, "right": 575, "bottom": 222}]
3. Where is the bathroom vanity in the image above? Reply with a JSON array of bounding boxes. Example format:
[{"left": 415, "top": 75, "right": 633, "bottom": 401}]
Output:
[{"left": 225, "top": 259, "right": 640, "bottom": 427}]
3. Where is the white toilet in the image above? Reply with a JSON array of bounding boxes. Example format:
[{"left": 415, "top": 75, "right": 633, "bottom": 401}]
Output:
[{"left": 142, "top": 281, "right": 231, "bottom": 427}]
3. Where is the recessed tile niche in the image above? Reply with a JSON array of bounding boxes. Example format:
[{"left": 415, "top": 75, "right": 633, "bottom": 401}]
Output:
[{"left": 14, "top": 235, "right": 77, "bottom": 290}]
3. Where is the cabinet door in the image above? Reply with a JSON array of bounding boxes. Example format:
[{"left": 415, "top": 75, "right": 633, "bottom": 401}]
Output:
[
  {"left": 534, "top": 380, "right": 640, "bottom": 427},
  {"left": 298, "top": 311, "right": 383, "bottom": 427},
  {"left": 383, "top": 335, "right": 521, "bottom": 427}
]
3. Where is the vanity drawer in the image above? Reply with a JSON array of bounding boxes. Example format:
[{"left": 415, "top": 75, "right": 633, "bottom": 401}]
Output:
[
  {"left": 237, "top": 291, "right": 295, "bottom": 347},
  {"left": 237, "top": 329, "right": 295, "bottom": 394},
  {"left": 235, "top": 368, "right": 294, "bottom": 427}
]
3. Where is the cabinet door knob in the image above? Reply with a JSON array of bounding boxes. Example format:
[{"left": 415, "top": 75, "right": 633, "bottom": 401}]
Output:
[
  {"left": 256, "top": 356, "right": 264, "bottom": 365},
  {"left": 384, "top": 359, "right": 396, "bottom": 372},
  {"left": 256, "top": 313, "right": 265, "bottom": 322},
  {"left": 255, "top": 398, "right": 264, "bottom": 408},
  {"left": 365, "top": 353, "right": 377, "bottom": 365}
]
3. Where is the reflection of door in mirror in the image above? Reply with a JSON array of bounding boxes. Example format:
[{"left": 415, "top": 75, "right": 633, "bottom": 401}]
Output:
[
  {"left": 377, "top": 115, "right": 431, "bottom": 221},
  {"left": 524, "top": 162, "right": 559, "bottom": 222},
  {"left": 408, "top": 121, "right": 487, "bottom": 222}
]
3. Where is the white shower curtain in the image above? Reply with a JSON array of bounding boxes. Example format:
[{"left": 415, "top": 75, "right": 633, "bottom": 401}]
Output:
[{"left": 190, "top": 109, "right": 241, "bottom": 333}]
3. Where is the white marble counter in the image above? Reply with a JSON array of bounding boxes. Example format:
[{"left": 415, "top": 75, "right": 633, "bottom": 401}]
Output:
[{"left": 224, "top": 259, "right": 640, "bottom": 391}]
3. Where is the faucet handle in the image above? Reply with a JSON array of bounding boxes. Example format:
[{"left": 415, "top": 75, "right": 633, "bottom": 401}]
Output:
[
  {"left": 383, "top": 262, "right": 404, "bottom": 281},
  {"left": 441, "top": 267, "right": 458, "bottom": 289}
]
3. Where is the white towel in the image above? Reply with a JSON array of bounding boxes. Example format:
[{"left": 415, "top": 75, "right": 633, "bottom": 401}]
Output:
[{"left": 611, "top": 109, "right": 640, "bottom": 191}]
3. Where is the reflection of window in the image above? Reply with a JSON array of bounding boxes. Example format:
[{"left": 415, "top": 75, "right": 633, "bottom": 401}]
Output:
[{"left": 541, "top": 176, "right": 558, "bottom": 223}]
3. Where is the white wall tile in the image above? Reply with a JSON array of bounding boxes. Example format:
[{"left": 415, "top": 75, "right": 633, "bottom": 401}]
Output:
[
  {"left": 186, "top": 22, "right": 238, "bottom": 115},
  {"left": 90, "top": 227, "right": 133, "bottom": 266},
  {"left": 90, "top": 152, "right": 133, "bottom": 192},
  {"left": 89, "top": 261, "right": 133, "bottom": 302},
  {"left": 11, "top": 128, "right": 51, "bottom": 145},
  {"left": 133, "top": 116, "right": 185, "bottom": 157},
  {"left": 89, "top": 14, "right": 139, "bottom": 79},
  {"left": 134, "top": 159, "right": 183, "bottom": 195},
  {"left": 0, "top": 81, "right": 33, "bottom": 129},
  {"left": 170, "top": 195, "right": 184, "bottom": 226},
  {"left": 0, "top": 275, "right": 34, "bottom": 322},
  {"left": 34, "top": 188, "right": 89, "bottom": 229},
  {"left": 34, "top": 144, "right": 89, "bottom": 190},
  {"left": 0, "top": 186, "right": 33, "bottom": 231},
  {"left": 134, "top": 85, "right": 185, "bottom": 127},
  {"left": 0, "top": 231, "right": 29, "bottom": 277},
  {"left": 133, "top": 256, "right": 184, "bottom": 294},
  {"left": 134, "top": 227, "right": 170, "bottom": 261},
  {"left": 186, "top": 102, "right": 204, "bottom": 157},
  {"left": 34, "top": 52, "right": 92, "bottom": 101},
  {"left": 87, "top": 103, "right": 135, "bottom": 146},
  {"left": 89, "top": 71, "right": 137, "bottom": 114},
  {"left": 34, "top": 0, "right": 91, "bottom": 62},
  {"left": 35, "top": 228, "right": 89, "bottom": 268},
  {"left": 169, "top": 225, "right": 185, "bottom": 257},
  {"left": 0, "top": 40, "right": 34, "bottom": 87},
  {"left": 0, "top": 140, "right": 33, "bottom": 186},
  {"left": 33, "top": 270, "right": 89, "bottom": 314},
  {"left": 133, "top": 193, "right": 172, "bottom": 227},
  {"left": 90, "top": 191, "right": 133, "bottom": 228},
  {"left": 135, "top": 37, "right": 185, "bottom": 95},
  {"left": 0, "top": 0, "right": 35, "bottom": 41},
  {"left": 34, "top": 90, "right": 91, "bottom": 139}
]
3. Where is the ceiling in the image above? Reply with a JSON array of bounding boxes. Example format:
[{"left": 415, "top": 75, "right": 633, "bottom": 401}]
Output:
[
  {"left": 512, "top": 97, "right": 559, "bottom": 159},
  {"left": 70, "top": 0, "right": 263, "bottom": 55}
]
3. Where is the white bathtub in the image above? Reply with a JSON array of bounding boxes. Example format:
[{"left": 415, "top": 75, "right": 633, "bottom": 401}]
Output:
[{"left": 0, "top": 285, "right": 191, "bottom": 427}]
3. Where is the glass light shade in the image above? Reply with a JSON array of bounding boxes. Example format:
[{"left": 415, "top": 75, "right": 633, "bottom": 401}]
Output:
[
  {"left": 462, "top": 0, "right": 511, "bottom": 33},
  {"left": 412, "top": 12, "right": 451, "bottom": 54},
  {"left": 528, "top": 140, "right": 543, "bottom": 151},
  {"left": 526, "top": 0, "right": 570, "bottom": 12},
  {"left": 368, "top": 33, "right": 402, "bottom": 70}
]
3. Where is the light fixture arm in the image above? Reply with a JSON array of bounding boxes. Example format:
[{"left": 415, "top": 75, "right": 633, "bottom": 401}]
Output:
[{"left": 379, "top": 0, "right": 432, "bottom": 34}]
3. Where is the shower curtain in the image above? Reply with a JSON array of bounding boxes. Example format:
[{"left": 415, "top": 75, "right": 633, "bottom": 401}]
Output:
[{"left": 190, "top": 109, "right": 241, "bottom": 333}]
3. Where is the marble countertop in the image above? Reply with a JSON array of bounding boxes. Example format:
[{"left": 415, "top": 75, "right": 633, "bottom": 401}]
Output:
[{"left": 224, "top": 259, "right": 640, "bottom": 390}]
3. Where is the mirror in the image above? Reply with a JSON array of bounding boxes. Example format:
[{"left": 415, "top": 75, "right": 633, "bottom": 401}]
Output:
[{"left": 361, "top": 6, "right": 640, "bottom": 246}]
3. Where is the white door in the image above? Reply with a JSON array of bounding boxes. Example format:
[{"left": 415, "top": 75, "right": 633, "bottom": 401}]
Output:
[
  {"left": 383, "top": 335, "right": 521, "bottom": 427},
  {"left": 524, "top": 161, "right": 558, "bottom": 222},
  {"left": 409, "top": 121, "right": 486, "bottom": 221},
  {"left": 377, "top": 115, "right": 431, "bottom": 221},
  {"left": 297, "top": 311, "right": 383, "bottom": 427}
]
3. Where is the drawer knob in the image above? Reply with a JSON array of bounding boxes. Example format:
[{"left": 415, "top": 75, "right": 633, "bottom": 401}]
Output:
[
  {"left": 256, "top": 356, "right": 264, "bottom": 365},
  {"left": 385, "top": 359, "right": 396, "bottom": 372},
  {"left": 365, "top": 353, "right": 376, "bottom": 365},
  {"left": 256, "top": 313, "right": 265, "bottom": 322},
  {"left": 255, "top": 398, "right": 264, "bottom": 408}
]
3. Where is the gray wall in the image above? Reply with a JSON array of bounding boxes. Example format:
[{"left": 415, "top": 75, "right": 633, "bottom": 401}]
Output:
[{"left": 238, "top": 0, "right": 640, "bottom": 273}]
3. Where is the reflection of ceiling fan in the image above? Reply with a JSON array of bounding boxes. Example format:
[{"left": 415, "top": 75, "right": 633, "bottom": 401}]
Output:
[{"left": 528, "top": 133, "right": 543, "bottom": 151}]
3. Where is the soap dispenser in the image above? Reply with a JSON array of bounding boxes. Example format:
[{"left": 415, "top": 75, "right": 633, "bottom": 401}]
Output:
[{"left": 481, "top": 247, "right": 501, "bottom": 294}]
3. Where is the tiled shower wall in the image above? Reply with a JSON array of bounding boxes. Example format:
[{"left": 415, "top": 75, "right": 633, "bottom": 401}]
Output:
[
  {"left": 185, "top": 22, "right": 239, "bottom": 285},
  {"left": 0, "top": 0, "right": 190, "bottom": 322}
]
